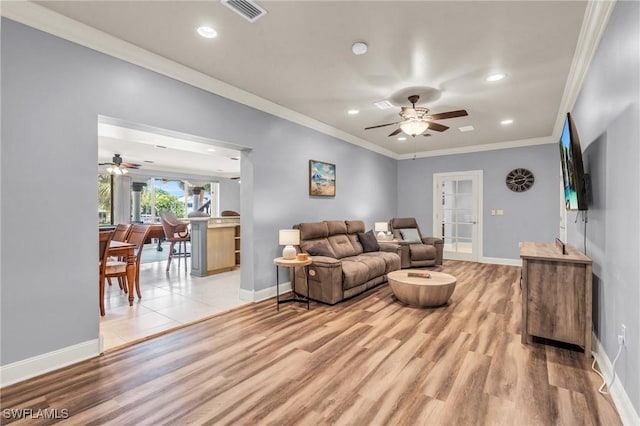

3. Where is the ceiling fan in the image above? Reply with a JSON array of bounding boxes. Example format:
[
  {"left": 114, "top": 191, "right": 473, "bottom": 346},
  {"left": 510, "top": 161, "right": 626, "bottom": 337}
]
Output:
[
  {"left": 365, "top": 95, "right": 468, "bottom": 137},
  {"left": 99, "top": 153, "right": 140, "bottom": 175}
]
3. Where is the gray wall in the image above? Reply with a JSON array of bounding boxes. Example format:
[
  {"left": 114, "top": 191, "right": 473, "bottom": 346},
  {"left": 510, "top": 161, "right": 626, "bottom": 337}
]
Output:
[
  {"left": 570, "top": 0, "right": 639, "bottom": 414},
  {"left": 0, "top": 19, "right": 397, "bottom": 365},
  {"left": 397, "top": 144, "right": 560, "bottom": 259}
]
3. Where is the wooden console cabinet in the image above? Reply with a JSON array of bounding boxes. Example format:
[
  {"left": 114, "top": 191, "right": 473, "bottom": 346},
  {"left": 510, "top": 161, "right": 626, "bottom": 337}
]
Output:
[{"left": 520, "top": 241, "right": 592, "bottom": 358}]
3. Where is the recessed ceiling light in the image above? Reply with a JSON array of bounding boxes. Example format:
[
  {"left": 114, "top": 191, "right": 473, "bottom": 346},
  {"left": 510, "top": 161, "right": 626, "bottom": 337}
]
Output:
[
  {"left": 352, "top": 42, "right": 368, "bottom": 55},
  {"left": 486, "top": 73, "right": 506, "bottom": 82},
  {"left": 155, "top": 145, "right": 167, "bottom": 149},
  {"left": 348, "top": 109, "right": 359, "bottom": 115},
  {"left": 374, "top": 100, "right": 394, "bottom": 110},
  {"left": 459, "top": 125, "right": 475, "bottom": 132},
  {"left": 397, "top": 136, "right": 407, "bottom": 141},
  {"left": 230, "top": 156, "right": 240, "bottom": 160},
  {"left": 207, "top": 148, "right": 216, "bottom": 152},
  {"left": 143, "top": 160, "right": 154, "bottom": 163},
  {"left": 501, "top": 119, "right": 514, "bottom": 125},
  {"left": 197, "top": 26, "right": 217, "bottom": 39}
]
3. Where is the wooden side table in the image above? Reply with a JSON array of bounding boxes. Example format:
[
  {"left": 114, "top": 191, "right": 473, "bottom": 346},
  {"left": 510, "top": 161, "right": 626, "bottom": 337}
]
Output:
[{"left": 274, "top": 257, "right": 313, "bottom": 311}]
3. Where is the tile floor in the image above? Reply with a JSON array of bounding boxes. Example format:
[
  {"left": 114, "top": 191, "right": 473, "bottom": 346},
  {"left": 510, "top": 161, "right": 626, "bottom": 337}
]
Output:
[{"left": 100, "top": 255, "right": 244, "bottom": 351}]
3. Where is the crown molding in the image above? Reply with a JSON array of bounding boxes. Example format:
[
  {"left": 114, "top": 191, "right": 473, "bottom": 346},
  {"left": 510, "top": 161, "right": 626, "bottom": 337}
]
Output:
[
  {"left": 2, "top": 1, "right": 613, "bottom": 161},
  {"left": 552, "top": 0, "right": 616, "bottom": 138},
  {"left": 397, "top": 136, "right": 556, "bottom": 160}
]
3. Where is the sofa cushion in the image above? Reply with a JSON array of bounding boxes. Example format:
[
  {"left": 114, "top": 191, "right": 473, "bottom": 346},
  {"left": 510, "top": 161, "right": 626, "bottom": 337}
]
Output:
[
  {"left": 361, "top": 251, "right": 401, "bottom": 273},
  {"left": 346, "top": 220, "right": 365, "bottom": 234},
  {"left": 410, "top": 244, "right": 436, "bottom": 261},
  {"left": 399, "top": 228, "right": 421, "bottom": 243},
  {"left": 306, "top": 242, "right": 337, "bottom": 258},
  {"left": 325, "top": 220, "right": 348, "bottom": 236},
  {"left": 354, "top": 255, "right": 386, "bottom": 279},
  {"left": 341, "top": 260, "right": 369, "bottom": 290},
  {"left": 348, "top": 234, "right": 364, "bottom": 255},
  {"left": 298, "top": 222, "right": 329, "bottom": 240},
  {"left": 328, "top": 234, "right": 358, "bottom": 258},
  {"left": 357, "top": 230, "right": 380, "bottom": 253}
]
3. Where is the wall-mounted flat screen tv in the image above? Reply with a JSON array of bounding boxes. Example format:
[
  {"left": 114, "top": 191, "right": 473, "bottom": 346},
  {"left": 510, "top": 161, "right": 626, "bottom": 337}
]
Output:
[{"left": 559, "top": 112, "right": 588, "bottom": 210}]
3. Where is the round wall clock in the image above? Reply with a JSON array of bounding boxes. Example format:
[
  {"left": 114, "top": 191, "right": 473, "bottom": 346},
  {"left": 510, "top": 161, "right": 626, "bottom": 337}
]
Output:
[{"left": 506, "top": 168, "right": 535, "bottom": 192}]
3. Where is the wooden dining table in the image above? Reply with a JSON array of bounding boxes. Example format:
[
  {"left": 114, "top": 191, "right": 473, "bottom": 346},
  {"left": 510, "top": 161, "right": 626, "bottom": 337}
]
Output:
[{"left": 108, "top": 240, "right": 137, "bottom": 306}]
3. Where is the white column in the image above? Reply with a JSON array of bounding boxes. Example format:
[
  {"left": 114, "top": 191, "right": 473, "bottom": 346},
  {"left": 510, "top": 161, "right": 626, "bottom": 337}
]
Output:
[{"left": 113, "top": 175, "right": 132, "bottom": 224}]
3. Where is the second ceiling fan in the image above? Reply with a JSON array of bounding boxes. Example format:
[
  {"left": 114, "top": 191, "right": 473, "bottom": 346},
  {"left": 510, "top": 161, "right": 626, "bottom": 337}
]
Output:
[
  {"left": 99, "top": 153, "right": 141, "bottom": 175},
  {"left": 365, "top": 95, "right": 468, "bottom": 137}
]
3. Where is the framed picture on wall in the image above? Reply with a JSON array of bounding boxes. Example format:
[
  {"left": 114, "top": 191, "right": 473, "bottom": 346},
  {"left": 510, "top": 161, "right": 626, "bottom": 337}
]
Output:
[{"left": 309, "top": 160, "right": 336, "bottom": 197}]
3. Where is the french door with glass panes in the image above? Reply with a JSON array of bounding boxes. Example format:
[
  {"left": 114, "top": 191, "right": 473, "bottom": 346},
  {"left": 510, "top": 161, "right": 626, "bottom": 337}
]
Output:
[{"left": 433, "top": 171, "right": 482, "bottom": 261}]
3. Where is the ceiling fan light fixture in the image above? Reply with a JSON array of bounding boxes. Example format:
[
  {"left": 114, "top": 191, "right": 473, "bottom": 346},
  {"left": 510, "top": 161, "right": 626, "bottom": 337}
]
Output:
[
  {"left": 106, "top": 164, "right": 128, "bottom": 175},
  {"left": 400, "top": 119, "right": 429, "bottom": 137}
]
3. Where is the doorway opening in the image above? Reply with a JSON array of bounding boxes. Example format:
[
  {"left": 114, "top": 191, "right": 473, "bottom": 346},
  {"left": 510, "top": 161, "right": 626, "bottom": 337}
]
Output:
[{"left": 97, "top": 116, "right": 247, "bottom": 351}]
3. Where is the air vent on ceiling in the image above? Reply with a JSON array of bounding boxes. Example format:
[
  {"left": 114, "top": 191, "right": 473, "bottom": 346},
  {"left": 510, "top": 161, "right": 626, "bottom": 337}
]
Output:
[{"left": 221, "top": 0, "right": 267, "bottom": 23}]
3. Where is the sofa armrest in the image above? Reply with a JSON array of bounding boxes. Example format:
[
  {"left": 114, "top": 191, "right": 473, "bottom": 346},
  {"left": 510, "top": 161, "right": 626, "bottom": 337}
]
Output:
[
  {"left": 421, "top": 237, "right": 444, "bottom": 265},
  {"left": 379, "top": 242, "right": 402, "bottom": 256},
  {"left": 421, "top": 236, "right": 443, "bottom": 246},
  {"left": 308, "top": 255, "right": 341, "bottom": 267},
  {"left": 295, "top": 256, "right": 344, "bottom": 304}
]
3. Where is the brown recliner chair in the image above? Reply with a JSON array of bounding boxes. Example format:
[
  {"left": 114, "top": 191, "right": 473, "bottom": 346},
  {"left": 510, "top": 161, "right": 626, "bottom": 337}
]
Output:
[{"left": 389, "top": 217, "right": 444, "bottom": 268}]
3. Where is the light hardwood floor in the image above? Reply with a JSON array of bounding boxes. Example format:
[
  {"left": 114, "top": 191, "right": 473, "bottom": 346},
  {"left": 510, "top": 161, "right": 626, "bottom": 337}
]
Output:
[{"left": 1, "top": 261, "right": 621, "bottom": 425}]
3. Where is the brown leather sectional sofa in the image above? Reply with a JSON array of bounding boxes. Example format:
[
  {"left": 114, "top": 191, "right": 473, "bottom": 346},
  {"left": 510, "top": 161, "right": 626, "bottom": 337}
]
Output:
[{"left": 293, "top": 220, "right": 401, "bottom": 304}]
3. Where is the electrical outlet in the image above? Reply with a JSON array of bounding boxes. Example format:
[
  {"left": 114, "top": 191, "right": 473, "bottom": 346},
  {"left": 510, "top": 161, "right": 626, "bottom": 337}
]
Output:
[{"left": 617, "top": 324, "right": 627, "bottom": 346}]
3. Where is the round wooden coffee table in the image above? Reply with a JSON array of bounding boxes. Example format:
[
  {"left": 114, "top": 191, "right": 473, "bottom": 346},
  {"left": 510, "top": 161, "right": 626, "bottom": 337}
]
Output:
[{"left": 387, "top": 270, "right": 456, "bottom": 307}]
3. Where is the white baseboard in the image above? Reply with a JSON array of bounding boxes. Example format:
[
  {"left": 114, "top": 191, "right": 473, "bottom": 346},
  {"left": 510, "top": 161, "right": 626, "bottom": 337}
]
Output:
[
  {"left": 0, "top": 339, "right": 100, "bottom": 387},
  {"left": 479, "top": 256, "right": 522, "bottom": 266},
  {"left": 592, "top": 334, "right": 640, "bottom": 426},
  {"left": 239, "top": 282, "right": 292, "bottom": 303}
]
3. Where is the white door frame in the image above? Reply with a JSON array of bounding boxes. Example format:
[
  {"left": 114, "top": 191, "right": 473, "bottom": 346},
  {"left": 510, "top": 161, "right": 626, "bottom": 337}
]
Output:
[{"left": 433, "top": 170, "right": 483, "bottom": 261}]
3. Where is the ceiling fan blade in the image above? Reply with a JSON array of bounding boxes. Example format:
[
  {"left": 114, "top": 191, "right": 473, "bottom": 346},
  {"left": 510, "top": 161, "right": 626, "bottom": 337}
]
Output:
[
  {"left": 123, "top": 163, "right": 141, "bottom": 169},
  {"left": 98, "top": 162, "right": 112, "bottom": 166},
  {"left": 426, "top": 122, "right": 449, "bottom": 132},
  {"left": 364, "top": 121, "right": 401, "bottom": 130},
  {"left": 428, "top": 110, "right": 468, "bottom": 120},
  {"left": 388, "top": 128, "right": 402, "bottom": 137}
]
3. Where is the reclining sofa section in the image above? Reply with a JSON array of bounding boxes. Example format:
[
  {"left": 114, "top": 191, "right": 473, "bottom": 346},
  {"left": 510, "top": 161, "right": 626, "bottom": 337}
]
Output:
[{"left": 293, "top": 220, "right": 401, "bottom": 305}]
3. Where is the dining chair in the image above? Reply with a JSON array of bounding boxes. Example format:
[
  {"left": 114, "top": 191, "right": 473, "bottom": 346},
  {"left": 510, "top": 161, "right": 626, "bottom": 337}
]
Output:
[
  {"left": 106, "top": 224, "right": 151, "bottom": 301},
  {"left": 125, "top": 224, "right": 152, "bottom": 299},
  {"left": 99, "top": 230, "right": 116, "bottom": 316},
  {"left": 112, "top": 223, "right": 132, "bottom": 242},
  {"left": 159, "top": 210, "right": 190, "bottom": 273},
  {"left": 107, "top": 223, "right": 132, "bottom": 289}
]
